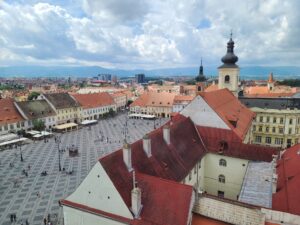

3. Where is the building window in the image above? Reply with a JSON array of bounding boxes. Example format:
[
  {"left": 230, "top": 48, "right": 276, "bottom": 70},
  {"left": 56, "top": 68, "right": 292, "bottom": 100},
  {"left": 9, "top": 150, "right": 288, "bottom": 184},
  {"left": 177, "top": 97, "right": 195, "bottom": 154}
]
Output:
[
  {"left": 289, "top": 128, "right": 292, "bottom": 134},
  {"left": 298, "top": 118, "right": 300, "bottom": 124},
  {"left": 258, "top": 126, "right": 263, "bottom": 132},
  {"left": 280, "top": 118, "right": 284, "bottom": 124},
  {"left": 279, "top": 128, "right": 284, "bottom": 134},
  {"left": 188, "top": 172, "right": 192, "bottom": 181},
  {"left": 218, "top": 175, "right": 225, "bottom": 183},
  {"left": 289, "top": 119, "right": 293, "bottom": 125},
  {"left": 259, "top": 116, "right": 263, "bottom": 122},
  {"left": 273, "top": 117, "right": 277, "bottom": 123},
  {"left": 275, "top": 138, "right": 283, "bottom": 145},
  {"left": 224, "top": 75, "right": 230, "bottom": 83},
  {"left": 255, "top": 136, "right": 262, "bottom": 143},
  {"left": 296, "top": 128, "right": 299, "bottom": 134},
  {"left": 272, "top": 127, "right": 276, "bottom": 133},
  {"left": 266, "top": 127, "right": 269, "bottom": 133},
  {"left": 218, "top": 191, "right": 225, "bottom": 198},
  {"left": 295, "top": 138, "right": 299, "bottom": 144},
  {"left": 265, "top": 137, "right": 272, "bottom": 144},
  {"left": 219, "top": 159, "right": 227, "bottom": 167},
  {"left": 253, "top": 125, "right": 256, "bottom": 131},
  {"left": 266, "top": 116, "right": 270, "bottom": 123}
]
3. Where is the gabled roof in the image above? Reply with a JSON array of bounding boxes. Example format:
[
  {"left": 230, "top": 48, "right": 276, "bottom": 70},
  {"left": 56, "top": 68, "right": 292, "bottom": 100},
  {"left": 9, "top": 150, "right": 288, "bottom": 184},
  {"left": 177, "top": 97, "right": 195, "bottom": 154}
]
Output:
[
  {"left": 15, "top": 100, "right": 56, "bottom": 119},
  {"left": 174, "top": 95, "right": 194, "bottom": 103},
  {"left": 0, "top": 98, "right": 24, "bottom": 125},
  {"left": 71, "top": 92, "right": 115, "bottom": 109},
  {"left": 43, "top": 93, "right": 80, "bottom": 109},
  {"left": 272, "top": 144, "right": 300, "bottom": 215},
  {"left": 199, "top": 89, "right": 255, "bottom": 140},
  {"left": 130, "top": 91, "right": 176, "bottom": 107}
]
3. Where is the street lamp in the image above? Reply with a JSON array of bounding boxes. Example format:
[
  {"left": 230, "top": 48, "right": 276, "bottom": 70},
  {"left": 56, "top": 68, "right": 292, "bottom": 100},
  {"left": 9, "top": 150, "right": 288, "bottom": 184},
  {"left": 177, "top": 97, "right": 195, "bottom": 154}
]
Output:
[
  {"left": 55, "top": 135, "right": 62, "bottom": 171},
  {"left": 18, "top": 134, "right": 23, "bottom": 162}
]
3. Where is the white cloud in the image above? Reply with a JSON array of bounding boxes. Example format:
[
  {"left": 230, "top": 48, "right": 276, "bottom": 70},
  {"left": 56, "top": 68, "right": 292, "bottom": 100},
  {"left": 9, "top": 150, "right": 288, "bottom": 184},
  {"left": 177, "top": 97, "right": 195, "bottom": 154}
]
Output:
[{"left": 0, "top": 0, "right": 299, "bottom": 69}]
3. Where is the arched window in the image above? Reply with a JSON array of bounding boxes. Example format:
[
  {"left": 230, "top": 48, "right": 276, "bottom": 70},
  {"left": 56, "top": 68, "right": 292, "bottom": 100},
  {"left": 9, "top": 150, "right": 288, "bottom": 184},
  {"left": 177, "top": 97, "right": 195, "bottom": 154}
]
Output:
[
  {"left": 218, "top": 174, "right": 225, "bottom": 183},
  {"left": 219, "top": 159, "right": 227, "bottom": 167},
  {"left": 225, "top": 75, "right": 230, "bottom": 83}
]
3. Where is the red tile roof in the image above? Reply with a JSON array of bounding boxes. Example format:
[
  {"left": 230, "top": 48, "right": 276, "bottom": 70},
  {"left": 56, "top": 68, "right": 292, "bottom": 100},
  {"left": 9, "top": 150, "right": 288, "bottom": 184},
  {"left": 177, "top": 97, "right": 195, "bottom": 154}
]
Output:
[
  {"left": 71, "top": 92, "right": 115, "bottom": 109},
  {"left": 62, "top": 173, "right": 193, "bottom": 225},
  {"left": 130, "top": 91, "right": 175, "bottom": 107},
  {"left": 205, "top": 84, "right": 218, "bottom": 92},
  {"left": 272, "top": 144, "right": 300, "bottom": 215},
  {"left": 197, "top": 126, "right": 277, "bottom": 162},
  {"left": 174, "top": 95, "right": 194, "bottom": 103},
  {"left": 199, "top": 89, "right": 255, "bottom": 140},
  {"left": 0, "top": 98, "right": 24, "bottom": 125},
  {"left": 192, "top": 214, "right": 230, "bottom": 225}
]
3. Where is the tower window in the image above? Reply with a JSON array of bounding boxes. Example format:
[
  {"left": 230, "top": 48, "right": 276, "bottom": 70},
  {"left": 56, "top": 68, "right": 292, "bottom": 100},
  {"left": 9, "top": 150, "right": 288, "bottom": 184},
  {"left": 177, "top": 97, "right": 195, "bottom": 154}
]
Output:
[
  {"left": 218, "top": 174, "right": 225, "bottom": 183},
  {"left": 219, "top": 159, "right": 227, "bottom": 167},
  {"left": 224, "top": 75, "right": 230, "bottom": 83}
]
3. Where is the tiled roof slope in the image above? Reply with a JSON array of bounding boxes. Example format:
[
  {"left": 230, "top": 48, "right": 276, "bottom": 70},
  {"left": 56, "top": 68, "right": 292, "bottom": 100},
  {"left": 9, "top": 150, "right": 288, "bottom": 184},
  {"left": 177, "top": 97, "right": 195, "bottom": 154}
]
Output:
[
  {"left": 71, "top": 92, "right": 115, "bottom": 109},
  {"left": 130, "top": 91, "right": 176, "bottom": 107},
  {"left": 0, "top": 98, "right": 24, "bottom": 125},
  {"left": 100, "top": 116, "right": 206, "bottom": 208},
  {"left": 199, "top": 89, "right": 255, "bottom": 140},
  {"left": 43, "top": 93, "right": 80, "bottom": 109},
  {"left": 15, "top": 100, "right": 55, "bottom": 119},
  {"left": 197, "top": 126, "right": 277, "bottom": 162},
  {"left": 272, "top": 144, "right": 300, "bottom": 215}
]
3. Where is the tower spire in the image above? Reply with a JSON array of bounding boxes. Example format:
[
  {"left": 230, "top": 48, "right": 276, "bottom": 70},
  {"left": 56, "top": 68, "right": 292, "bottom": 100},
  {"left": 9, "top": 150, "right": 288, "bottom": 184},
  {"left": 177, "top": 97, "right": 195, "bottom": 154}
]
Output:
[{"left": 221, "top": 31, "right": 238, "bottom": 65}]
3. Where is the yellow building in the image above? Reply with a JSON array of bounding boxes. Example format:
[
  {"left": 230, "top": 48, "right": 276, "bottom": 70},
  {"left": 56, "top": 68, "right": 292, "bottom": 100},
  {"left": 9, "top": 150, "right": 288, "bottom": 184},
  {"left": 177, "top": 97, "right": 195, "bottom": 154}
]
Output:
[{"left": 240, "top": 97, "right": 300, "bottom": 148}]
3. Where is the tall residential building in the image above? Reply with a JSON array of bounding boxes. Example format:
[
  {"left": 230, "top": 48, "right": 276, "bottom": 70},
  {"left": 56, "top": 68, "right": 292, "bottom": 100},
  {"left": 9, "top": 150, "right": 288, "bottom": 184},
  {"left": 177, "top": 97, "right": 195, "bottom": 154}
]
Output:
[
  {"left": 240, "top": 97, "right": 300, "bottom": 148},
  {"left": 135, "top": 74, "right": 145, "bottom": 84}
]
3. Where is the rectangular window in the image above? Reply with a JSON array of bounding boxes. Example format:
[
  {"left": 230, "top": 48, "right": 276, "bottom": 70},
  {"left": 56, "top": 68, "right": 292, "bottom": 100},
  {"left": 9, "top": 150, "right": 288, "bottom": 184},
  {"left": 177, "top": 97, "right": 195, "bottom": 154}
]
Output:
[
  {"left": 0, "top": 126, "right": 2, "bottom": 131},
  {"left": 272, "top": 127, "right": 276, "bottom": 133},
  {"left": 265, "top": 137, "right": 272, "bottom": 144},
  {"left": 275, "top": 138, "right": 283, "bottom": 145},
  {"left": 253, "top": 125, "right": 256, "bottom": 131},
  {"left": 189, "top": 172, "right": 192, "bottom": 181},
  {"left": 10, "top": 124, "right": 14, "bottom": 130},
  {"left": 279, "top": 128, "right": 284, "bottom": 134},
  {"left": 298, "top": 118, "right": 300, "bottom": 124},
  {"left": 273, "top": 117, "right": 277, "bottom": 123},
  {"left": 194, "top": 167, "right": 196, "bottom": 174},
  {"left": 259, "top": 126, "right": 263, "bottom": 132},
  {"left": 255, "top": 136, "right": 262, "bottom": 143},
  {"left": 266, "top": 116, "right": 270, "bottom": 123},
  {"left": 295, "top": 138, "right": 299, "bottom": 144},
  {"left": 266, "top": 127, "right": 269, "bottom": 132},
  {"left": 4, "top": 125, "right": 8, "bottom": 130},
  {"left": 259, "top": 116, "right": 263, "bottom": 122},
  {"left": 280, "top": 118, "right": 284, "bottom": 124},
  {"left": 218, "top": 191, "right": 225, "bottom": 198},
  {"left": 289, "top": 128, "right": 292, "bottom": 134},
  {"left": 296, "top": 128, "right": 299, "bottom": 134},
  {"left": 289, "top": 119, "right": 293, "bottom": 125}
]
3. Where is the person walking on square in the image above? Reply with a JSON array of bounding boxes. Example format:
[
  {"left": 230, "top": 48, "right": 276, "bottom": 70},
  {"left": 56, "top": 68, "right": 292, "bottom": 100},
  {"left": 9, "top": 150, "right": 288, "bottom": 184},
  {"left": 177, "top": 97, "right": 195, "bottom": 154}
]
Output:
[
  {"left": 10, "top": 214, "right": 13, "bottom": 222},
  {"left": 25, "top": 219, "right": 29, "bottom": 225},
  {"left": 43, "top": 217, "right": 47, "bottom": 225}
]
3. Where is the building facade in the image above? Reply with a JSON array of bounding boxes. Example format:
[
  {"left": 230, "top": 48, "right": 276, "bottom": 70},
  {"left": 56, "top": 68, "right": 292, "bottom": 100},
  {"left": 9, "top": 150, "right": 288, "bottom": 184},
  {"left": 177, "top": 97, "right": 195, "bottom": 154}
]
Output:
[
  {"left": 111, "top": 92, "right": 127, "bottom": 111},
  {"left": 240, "top": 97, "right": 300, "bottom": 148}
]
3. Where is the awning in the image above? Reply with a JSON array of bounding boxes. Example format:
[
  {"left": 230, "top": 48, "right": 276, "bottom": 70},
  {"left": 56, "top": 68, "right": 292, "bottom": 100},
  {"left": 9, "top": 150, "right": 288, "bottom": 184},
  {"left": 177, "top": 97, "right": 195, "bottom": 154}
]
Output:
[
  {"left": 81, "top": 120, "right": 98, "bottom": 125},
  {"left": 26, "top": 130, "right": 41, "bottom": 135},
  {"left": 141, "top": 114, "right": 155, "bottom": 119},
  {"left": 54, "top": 123, "right": 78, "bottom": 130},
  {"left": 0, "top": 133, "right": 18, "bottom": 142},
  {"left": 0, "top": 137, "right": 28, "bottom": 147}
]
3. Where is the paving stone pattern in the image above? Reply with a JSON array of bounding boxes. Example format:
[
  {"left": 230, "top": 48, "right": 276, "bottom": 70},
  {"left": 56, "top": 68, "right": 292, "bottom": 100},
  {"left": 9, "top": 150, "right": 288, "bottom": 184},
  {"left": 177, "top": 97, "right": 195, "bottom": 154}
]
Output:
[{"left": 0, "top": 113, "right": 168, "bottom": 225}]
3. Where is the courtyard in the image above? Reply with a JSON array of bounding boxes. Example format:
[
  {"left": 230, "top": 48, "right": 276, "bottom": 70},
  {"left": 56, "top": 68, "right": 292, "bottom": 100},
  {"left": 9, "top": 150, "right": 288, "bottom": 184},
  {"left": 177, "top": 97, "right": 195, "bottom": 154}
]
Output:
[{"left": 0, "top": 113, "right": 168, "bottom": 225}]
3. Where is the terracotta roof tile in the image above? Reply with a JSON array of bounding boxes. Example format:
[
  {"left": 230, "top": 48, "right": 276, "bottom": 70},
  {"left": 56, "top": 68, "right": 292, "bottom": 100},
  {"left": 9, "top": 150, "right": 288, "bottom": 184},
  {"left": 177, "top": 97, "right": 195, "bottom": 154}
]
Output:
[
  {"left": 272, "top": 144, "right": 300, "bottom": 215},
  {"left": 199, "top": 89, "right": 255, "bottom": 140},
  {"left": 130, "top": 91, "right": 176, "bottom": 107},
  {"left": 192, "top": 214, "right": 230, "bottom": 225},
  {"left": 71, "top": 92, "right": 115, "bottom": 109},
  {"left": 0, "top": 98, "right": 24, "bottom": 125}
]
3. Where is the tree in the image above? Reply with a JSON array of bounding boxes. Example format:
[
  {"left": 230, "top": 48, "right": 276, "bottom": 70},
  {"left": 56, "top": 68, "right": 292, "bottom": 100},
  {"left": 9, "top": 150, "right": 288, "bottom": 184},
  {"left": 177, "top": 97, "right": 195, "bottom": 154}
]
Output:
[
  {"left": 28, "top": 92, "right": 40, "bottom": 101},
  {"left": 32, "top": 119, "right": 45, "bottom": 131},
  {"left": 108, "top": 108, "right": 115, "bottom": 117},
  {"left": 127, "top": 100, "right": 133, "bottom": 106}
]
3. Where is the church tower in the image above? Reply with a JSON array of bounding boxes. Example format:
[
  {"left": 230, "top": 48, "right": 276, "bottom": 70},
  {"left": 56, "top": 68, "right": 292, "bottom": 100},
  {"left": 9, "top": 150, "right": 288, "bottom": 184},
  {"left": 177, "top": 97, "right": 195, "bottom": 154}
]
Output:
[
  {"left": 196, "top": 58, "right": 207, "bottom": 93},
  {"left": 218, "top": 32, "right": 240, "bottom": 96}
]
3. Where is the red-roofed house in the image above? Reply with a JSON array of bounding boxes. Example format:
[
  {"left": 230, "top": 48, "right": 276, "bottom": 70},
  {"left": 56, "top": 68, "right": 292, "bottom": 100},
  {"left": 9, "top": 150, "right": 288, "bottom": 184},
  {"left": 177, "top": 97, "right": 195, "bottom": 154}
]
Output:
[
  {"left": 0, "top": 98, "right": 26, "bottom": 135},
  {"left": 61, "top": 113, "right": 283, "bottom": 225},
  {"left": 71, "top": 93, "right": 116, "bottom": 120},
  {"left": 181, "top": 89, "right": 255, "bottom": 142}
]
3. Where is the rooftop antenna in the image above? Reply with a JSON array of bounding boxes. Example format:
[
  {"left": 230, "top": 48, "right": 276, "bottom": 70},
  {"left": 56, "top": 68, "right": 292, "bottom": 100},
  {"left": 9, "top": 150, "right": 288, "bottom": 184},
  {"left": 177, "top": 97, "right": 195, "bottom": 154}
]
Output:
[{"left": 230, "top": 29, "right": 233, "bottom": 39}]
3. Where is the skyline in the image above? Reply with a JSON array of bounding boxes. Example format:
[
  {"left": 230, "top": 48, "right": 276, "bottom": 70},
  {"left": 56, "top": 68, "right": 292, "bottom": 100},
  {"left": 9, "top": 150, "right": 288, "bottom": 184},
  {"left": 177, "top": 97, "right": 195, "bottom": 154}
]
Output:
[{"left": 0, "top": 0, "right": 300, "bottom": 70}]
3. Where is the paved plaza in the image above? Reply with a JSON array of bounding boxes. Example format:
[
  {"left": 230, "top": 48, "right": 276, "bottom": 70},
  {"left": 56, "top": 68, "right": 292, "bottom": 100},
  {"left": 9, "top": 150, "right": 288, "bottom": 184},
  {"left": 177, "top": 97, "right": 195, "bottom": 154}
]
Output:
[{"left": 0, "top": 113, "right": 168, "bottom": 225}]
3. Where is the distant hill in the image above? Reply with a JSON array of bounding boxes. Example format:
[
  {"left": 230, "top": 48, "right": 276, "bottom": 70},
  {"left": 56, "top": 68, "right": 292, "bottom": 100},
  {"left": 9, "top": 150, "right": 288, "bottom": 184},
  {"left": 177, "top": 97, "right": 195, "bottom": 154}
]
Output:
[{"left": 1, "top": 65, "right": 300, "bottom": 80}]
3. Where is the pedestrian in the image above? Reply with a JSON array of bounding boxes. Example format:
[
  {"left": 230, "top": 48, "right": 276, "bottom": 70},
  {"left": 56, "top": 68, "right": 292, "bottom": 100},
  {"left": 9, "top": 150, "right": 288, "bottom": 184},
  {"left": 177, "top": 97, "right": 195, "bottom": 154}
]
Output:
[
  {"left": 13, "top": 214, "right": 16, "bottom": 222},
  {"left": 25, "top": 219, "right": 29, "bottom": 225},
  {"left": 43, "top": 217, "right": 47, "bottom": 225},
  {"left": 28, "top": 164, "right": 31, "bottom": 170},
  {"left": 47, "top": 213, "right": 50, "bottom": 222},
  {"left": 10, "top": 214, "right": 13, "bottom": 222}
]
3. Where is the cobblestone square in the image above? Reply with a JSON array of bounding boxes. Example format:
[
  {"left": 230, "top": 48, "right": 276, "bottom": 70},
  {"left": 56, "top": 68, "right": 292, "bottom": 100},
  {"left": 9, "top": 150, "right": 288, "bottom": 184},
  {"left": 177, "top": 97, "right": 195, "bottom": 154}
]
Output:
[{"left": 0, "top": 113, "right": 168, "bottom": 225}]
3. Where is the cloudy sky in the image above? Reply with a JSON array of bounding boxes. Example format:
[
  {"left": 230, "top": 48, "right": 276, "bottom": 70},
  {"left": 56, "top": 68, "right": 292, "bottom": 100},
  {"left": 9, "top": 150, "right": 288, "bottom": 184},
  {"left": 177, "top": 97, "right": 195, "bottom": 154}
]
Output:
[{"left": 0, "top": 0, "right": 299, "bottom": 69}]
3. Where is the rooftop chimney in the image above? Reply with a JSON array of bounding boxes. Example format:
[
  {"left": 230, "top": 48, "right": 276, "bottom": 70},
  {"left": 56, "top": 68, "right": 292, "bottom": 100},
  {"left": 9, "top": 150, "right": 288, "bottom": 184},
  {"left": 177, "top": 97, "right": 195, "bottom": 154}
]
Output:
[
  {"left": 131, "top": 171, "right": 142, "bottom": 218},
  {"left": 123, "top": 141, "right": 132, "bottom": 171},
  {"left": 163, "top": 125, "right": 170, "bottom": 145},
  {"left": 142, "top": 134, "right": 151, "bottom": 157}
]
